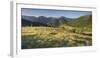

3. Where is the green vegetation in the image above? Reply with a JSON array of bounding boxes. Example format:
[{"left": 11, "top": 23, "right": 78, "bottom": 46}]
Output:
[
  {"left": 67, "top": 15, "right": 92, "bottom": 28},
  {"left": 47, "top": 22, "right": 53, "bottom": 27},
  {"left": 60, "top": 15, "right": 92, "bottom": 33}
]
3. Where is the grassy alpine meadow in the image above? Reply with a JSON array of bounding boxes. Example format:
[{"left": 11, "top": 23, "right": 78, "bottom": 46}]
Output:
[
  {"left": 21, "top": 26, "right": 92, "bottom": 49},
  {"left": 21, "top": 8, "right": 92, "bottom": 49}
]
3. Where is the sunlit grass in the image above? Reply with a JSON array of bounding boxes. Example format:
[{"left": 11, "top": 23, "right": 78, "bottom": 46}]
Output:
[{"left": 21, "top": 27, "right": 92, "bottom": 49}]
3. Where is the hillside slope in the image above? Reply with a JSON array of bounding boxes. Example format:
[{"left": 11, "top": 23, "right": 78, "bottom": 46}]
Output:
[{"left": 67, "top": 15, "right": 92, "bottom": 28}]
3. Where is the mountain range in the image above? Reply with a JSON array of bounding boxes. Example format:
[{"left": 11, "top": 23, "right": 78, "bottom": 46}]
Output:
[
  {"left": 22, "top": 15, "right": 92, "bottom": 28},
  {"left": 22, "top": 15, "right": 72, "bottom": 27}
]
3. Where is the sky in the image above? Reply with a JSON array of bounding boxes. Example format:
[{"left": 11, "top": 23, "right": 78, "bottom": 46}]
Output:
[{"left": 21, "top": 8, "right": 92, "bottom": 18}]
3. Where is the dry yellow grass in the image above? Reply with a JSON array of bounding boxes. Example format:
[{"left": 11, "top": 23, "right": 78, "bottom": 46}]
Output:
[
  {"left": 21, "top": 27, "right": 92, "bottom": 49},
  {"left": 21, "top": 27, "right": 91, "bottom": 39}
]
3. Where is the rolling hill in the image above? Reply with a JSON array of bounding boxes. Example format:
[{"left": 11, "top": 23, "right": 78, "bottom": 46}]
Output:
[{"left": 66, "top": 15, "right": 92, "bottom": 28}]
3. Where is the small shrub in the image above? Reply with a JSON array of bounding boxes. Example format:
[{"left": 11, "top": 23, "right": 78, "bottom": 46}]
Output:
[{"left": 49, "top": 32, "right": 57, "bottom": 35}]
